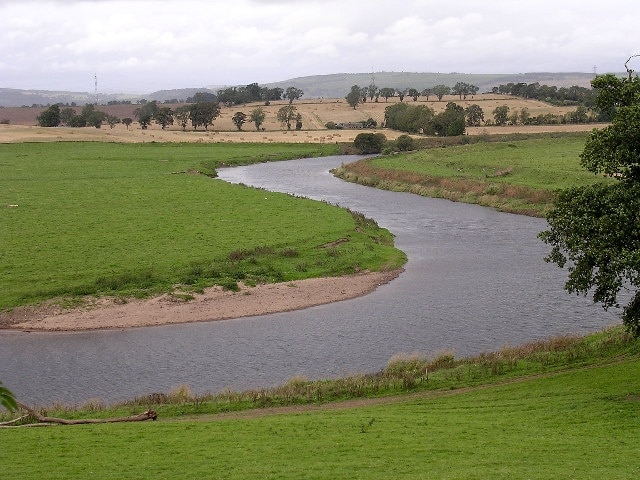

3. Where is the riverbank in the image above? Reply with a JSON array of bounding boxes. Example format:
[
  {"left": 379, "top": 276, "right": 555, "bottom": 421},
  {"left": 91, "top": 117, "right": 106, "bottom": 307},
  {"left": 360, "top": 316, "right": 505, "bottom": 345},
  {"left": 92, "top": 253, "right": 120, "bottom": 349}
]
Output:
[{"left": 0, "top": 270, "right": 401, "bottom": 332}]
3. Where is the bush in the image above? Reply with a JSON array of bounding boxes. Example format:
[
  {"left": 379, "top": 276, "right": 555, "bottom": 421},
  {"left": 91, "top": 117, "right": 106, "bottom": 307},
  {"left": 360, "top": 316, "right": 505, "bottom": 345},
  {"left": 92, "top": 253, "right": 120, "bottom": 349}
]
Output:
[
  {"left": 394, "top": 134, "right": 416, "bottom": 151},
  {"left": 325, "top": 121, "right": 337, "bottom": 130},
  {"left": 353, "top": 132, "right": 387, "bottom": 154}
]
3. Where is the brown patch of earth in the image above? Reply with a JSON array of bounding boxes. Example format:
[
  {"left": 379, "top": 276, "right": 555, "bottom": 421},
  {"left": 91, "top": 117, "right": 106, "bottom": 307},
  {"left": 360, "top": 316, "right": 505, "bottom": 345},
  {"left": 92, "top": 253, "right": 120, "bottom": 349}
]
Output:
[{"left": 0, "top": 270, "right": 401, "bottom": 332}]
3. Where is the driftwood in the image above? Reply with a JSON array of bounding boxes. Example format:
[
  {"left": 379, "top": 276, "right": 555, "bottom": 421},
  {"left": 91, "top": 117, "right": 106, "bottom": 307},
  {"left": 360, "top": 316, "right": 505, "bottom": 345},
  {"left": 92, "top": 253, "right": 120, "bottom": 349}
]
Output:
[{"left": 0, "top": 401, "right": 157, "bottom": 427}]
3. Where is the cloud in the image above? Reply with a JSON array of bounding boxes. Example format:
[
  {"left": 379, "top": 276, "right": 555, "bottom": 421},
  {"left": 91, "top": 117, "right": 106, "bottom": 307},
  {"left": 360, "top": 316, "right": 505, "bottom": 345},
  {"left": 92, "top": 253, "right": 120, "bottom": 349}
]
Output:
[{"left": 1, "top": 0, "right": 640, "bottom": 92}]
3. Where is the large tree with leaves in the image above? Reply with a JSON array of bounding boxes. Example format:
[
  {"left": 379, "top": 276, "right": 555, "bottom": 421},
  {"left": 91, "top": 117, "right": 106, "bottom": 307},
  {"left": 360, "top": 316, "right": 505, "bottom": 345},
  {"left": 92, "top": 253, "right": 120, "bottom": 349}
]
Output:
[
  {"left": 277, "top": 104, "right": 297, "bottom": 130},
  {"left": 539, "top": 61, "right": 640, "bottom": 336}
]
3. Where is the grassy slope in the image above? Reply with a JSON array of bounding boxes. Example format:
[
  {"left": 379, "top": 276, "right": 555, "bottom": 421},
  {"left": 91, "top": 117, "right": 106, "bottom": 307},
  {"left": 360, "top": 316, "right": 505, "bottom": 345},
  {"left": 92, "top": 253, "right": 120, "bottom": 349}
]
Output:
[
  {"left": 2, "top": 342, "right": 638, "bottom": 479},
  {"left": 0, "top": 142, "right": 405, "bottom": 310},
  {"left": 334, "top": 133, "right": 612, "bottom": 216}
]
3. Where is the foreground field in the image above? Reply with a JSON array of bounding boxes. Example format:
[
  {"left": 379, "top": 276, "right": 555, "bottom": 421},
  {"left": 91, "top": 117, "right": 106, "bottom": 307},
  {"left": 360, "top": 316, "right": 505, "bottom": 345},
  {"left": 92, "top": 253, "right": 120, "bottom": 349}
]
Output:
[
  {"left": 0, "top": 142, "right": 405, "bottom": 314},
  {"left": 334, "top": 132, "right": 611, "bottom": 216},
  {"left": 2, "top": 327, "right": 639, "bottom": 479}
]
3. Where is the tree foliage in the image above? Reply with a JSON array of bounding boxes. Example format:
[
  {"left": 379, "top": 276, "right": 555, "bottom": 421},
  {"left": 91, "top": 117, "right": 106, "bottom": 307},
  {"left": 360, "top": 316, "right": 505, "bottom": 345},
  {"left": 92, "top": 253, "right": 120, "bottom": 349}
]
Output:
[
  {"left": 0, "top": 381, "right": 17, "bottom": 413},
  {"left": 249, "top": 107, "right": 266, "bottom": 131},
  {"left": 384, "top": 102, "right": 435, "bottom": 133},
  {"left": 37, "top": 104, "right": 61, "bottom": 127},
  {"left": 189, "top": 101, "right": 220, "bottom": 131},
  {"left": 464, "top": 104, "right": 485, "bottom": 126},
  {"left": 353, "top": 132, "right": 387, "bottom": 154},
  {"left": 539, "top": 70, "right": 640, "bottom": 336},
  {"left": 284, "top": 86, "right": 303, "bottom": 104},
  {"left": 492, "top": 105, "right": 510, "bottom": 126},
  {"left": 231, "top": 111, "right": 247, "bottom": 131},
  {"left": 345, "top": 85, "right": 361, "bottom": 109},
  {"left": 277, "top": 104, "right": 297, "bottom": 130}
]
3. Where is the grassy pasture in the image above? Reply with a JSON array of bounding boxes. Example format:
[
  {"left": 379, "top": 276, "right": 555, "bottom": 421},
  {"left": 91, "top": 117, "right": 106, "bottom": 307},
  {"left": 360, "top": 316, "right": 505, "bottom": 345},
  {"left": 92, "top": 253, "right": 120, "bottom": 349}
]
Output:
[
  {"left": 0, "top": 141, "right": 405, "bottom": 310},
  {"left": 2, "top": 327, "right": 639, "bottom": 479},
  {"left": 334, "top": 132, "right": 611, "bottom": 216}
]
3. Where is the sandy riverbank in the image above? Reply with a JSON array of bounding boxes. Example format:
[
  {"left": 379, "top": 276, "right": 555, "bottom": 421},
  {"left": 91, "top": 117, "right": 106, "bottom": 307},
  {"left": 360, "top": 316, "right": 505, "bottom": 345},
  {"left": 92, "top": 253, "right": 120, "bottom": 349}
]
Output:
[{"left": 0, "top": 270, "right": 401, "bottom": 332}]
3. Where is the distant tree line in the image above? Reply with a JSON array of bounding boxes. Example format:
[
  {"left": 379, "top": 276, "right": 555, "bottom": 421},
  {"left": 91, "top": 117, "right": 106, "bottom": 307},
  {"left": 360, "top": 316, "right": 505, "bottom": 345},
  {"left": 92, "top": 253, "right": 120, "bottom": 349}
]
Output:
[{"left": 491, "top": 82, "right": 599, "bottom": 109}]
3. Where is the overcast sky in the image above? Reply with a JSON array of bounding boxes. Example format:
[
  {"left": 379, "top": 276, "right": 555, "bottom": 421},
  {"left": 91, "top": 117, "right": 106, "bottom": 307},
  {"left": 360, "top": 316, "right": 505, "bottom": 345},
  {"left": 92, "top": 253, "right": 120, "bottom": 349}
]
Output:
[{"left": 2, "top": 0, "right": 639, "bottom": 93}]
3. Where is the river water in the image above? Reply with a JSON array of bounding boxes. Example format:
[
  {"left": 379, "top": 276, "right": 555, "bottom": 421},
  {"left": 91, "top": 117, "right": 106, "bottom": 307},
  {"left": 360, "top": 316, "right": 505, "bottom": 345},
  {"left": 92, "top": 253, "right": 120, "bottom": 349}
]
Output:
[{"left": 0, "top": 155, "right": 620, "bottom": 406}]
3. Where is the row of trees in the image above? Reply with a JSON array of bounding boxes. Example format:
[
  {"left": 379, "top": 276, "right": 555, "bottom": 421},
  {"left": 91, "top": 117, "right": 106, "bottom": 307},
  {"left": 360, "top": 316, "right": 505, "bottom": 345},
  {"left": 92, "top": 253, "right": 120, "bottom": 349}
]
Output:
[
  {"left": 37, "top": 104, "right": 120, "bottom": 128},
  {"left": 216, "top": 84, "right": 303, "bottom": 107},
  {"left": 491, "top": 82, "right": 598, "bottom": 109},
  {"left": 345, "top": 82, "right": 480, "bottom": 109}
]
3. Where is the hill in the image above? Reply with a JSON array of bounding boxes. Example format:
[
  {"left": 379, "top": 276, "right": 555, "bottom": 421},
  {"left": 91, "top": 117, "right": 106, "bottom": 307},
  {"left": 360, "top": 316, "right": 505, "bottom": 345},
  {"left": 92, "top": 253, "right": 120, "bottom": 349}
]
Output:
[{"left": 0, "top": 72, "right": 601, "bottom": 107}]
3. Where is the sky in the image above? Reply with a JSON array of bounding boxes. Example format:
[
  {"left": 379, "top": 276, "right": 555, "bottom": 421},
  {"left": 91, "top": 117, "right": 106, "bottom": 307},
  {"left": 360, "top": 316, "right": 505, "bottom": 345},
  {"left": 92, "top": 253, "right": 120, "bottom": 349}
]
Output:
[{"left": 1, "top": 0, "right": 639, "bottom": 93}]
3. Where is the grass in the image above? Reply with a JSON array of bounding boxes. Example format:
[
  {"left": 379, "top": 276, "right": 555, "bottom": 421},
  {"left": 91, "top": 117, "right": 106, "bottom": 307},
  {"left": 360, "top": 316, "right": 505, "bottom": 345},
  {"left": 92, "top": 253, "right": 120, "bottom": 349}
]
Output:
[
  {"left": 334, "top": 132, "right": 613, "bottom": 216},
  {"left": 0, "top": 142, "right": 405, "bottom": 310},
  {"left": 2, "top": 326, "right": 639, "bottom": 479}
]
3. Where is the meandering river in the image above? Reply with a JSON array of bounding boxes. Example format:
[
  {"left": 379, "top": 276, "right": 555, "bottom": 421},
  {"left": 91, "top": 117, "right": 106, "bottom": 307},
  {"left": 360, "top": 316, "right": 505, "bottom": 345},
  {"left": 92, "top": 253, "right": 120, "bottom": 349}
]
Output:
[{"left": 0, "top": 155, "right": 620, "bottom": 406}]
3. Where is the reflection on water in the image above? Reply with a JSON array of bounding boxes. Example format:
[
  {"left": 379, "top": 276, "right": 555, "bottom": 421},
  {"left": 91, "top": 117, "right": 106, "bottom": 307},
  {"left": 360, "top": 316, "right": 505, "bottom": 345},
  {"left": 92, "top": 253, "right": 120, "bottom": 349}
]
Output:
[{"left": 0, "top": 156, "right": 620, "bottom": 405}]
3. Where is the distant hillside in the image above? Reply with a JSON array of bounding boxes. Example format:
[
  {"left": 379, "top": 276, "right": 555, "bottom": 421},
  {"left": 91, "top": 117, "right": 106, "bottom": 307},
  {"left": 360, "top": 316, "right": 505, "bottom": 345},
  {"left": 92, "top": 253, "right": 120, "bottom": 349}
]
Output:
[
  {"left": 265, "top": 72, "right": 599, "bottom": 98},
  {"left": 0, "top": 72, "right": 603, "bottom": 107}
]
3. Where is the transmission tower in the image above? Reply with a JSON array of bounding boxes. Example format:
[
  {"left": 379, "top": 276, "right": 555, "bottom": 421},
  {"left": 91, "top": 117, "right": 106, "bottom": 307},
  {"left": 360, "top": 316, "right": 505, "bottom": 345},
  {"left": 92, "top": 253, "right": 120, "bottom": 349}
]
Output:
[{"left": 94, "top": 73, "right": 99, "bottom": 105}]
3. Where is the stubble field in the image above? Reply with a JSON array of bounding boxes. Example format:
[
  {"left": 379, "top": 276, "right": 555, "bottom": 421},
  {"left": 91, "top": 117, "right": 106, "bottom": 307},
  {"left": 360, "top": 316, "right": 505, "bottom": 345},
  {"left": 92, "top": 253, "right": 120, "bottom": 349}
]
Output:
[{"left": 0, "top": 94, "right": 601, "bottom": 144}]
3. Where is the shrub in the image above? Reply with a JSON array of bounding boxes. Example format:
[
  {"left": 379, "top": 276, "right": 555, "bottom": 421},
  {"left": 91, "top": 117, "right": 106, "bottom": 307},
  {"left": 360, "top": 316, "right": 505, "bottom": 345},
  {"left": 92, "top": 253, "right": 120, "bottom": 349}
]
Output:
[
  {"left": 325, "top": 121, "right": 337, "bottom": 130},
  {"left": 353, "top": 132, "right": 387, "bottom": 154},
  {"left": 394, "top": 134, "right": 416, "bottom": 151}
]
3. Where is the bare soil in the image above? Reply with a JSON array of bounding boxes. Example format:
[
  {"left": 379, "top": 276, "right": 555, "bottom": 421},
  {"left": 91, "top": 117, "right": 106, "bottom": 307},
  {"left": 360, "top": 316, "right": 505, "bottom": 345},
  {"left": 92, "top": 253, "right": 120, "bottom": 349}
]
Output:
[{"left": 1, "top": 270, "right": 401, "bottom": 332}]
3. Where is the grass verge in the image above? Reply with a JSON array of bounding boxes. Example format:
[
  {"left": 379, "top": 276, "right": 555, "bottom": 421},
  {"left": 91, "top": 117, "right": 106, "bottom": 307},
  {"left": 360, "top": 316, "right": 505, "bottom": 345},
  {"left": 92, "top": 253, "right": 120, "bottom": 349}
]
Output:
[{"left": 333, "top": 132, "right": 612, "bottom": 217}]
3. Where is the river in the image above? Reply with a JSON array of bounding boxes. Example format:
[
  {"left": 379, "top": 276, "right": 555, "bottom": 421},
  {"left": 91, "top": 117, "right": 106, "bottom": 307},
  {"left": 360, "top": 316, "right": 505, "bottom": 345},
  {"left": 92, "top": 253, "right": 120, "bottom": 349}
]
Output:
[{"left": 0, "top": 155, "right": 620, "bottom": 406}]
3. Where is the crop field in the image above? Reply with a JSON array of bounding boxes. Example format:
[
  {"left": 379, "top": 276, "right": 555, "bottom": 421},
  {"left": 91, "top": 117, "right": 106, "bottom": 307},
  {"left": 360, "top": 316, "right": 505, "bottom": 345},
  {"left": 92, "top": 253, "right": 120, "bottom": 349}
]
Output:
[
  {"left": 0, "top": 141, "right": 405, "bottom": 310},
  {"left": 335, "top": 132, "right": 612, "bottom": 216}
]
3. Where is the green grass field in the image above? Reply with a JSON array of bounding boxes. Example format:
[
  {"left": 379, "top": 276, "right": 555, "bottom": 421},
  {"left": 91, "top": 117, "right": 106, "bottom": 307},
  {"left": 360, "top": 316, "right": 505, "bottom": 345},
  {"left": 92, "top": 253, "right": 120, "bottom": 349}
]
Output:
[
  {"left": 0, "top": 142, "right": 405, "bottom": 310},
  {"left": 2, "top": 327, "right": 639, "bottom": 479},
  {"left": 335, "top": 133, "right": 612, "bottom": 216}
]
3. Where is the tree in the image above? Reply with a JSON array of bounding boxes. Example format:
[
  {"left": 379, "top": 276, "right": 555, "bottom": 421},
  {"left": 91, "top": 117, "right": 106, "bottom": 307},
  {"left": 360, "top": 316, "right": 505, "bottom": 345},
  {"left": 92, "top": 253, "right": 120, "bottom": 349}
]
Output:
[
  {"left": 396, "top": 88, "right": 407, "bottom": 102},
  {"left": 284, "top": 86, "right": 303, "bottom": 104},
  {"left": 464, "top": 104, "right": 484, "bottom": 126},
  {"left": 277, "top": 104, "right": 297, "bottom": 130},
  {"left": 345, "top": 85, "right": 361, "bottom": 109},
  {"left": 174, "top": 105, "right": 191, "bottom": 131},
  {"left": 59, "top": 107, "right": 76, "bottom": 126},
  {"left": 81, "top": 104, "right": 107, "bottom": 128},
  {"left": 249, "top": 107, "right": 266, "bottom": 131},
  {"left": 134, "top": 101, "right": 159, "bottom": 130},
  {"left": 367, "top": 84, "right": 378, "bottom": 101},
  {"left": 432, "top": 84, "right": 450, "bottom": 101},
  {"left": 37, "top": 104, "right": 61, "bottom": 127},
  {"left": 379, "top": 87, "right": 396, "bottom": 102},
  {"left": 122, "top": 117, "right": 133, "bottom": 130},
  {"left": 105, "top": 114, "right": 120, "bottom": 129},
  {"left": 189, "top": 101, "right": 220, "bottom": 131},
  {"left": 421, "top": 88, "right": 432, "bottom": 101},
  {"left": 232, "top": 111, "right": 248, "bottom": 131},
  {"left": 431, "top": 102, "right": 465, "bottom": 136},
  {"left": 0, "top": 381, "right": 17, "bottom": 413},
  {"left": 539, "top": 67, "right": 640, "bottom": 336},
  {"left": 408, "top": 88, "right": 420, "bottom": 101},
  {"left": 492, "top": 105, "right": 510, "bottom": 126},
  {"left": 154, "top": 107, "right": 174, "bottom": 130},
  {"left": 353, "top": 132, "right": 387, "bottom": 154}
]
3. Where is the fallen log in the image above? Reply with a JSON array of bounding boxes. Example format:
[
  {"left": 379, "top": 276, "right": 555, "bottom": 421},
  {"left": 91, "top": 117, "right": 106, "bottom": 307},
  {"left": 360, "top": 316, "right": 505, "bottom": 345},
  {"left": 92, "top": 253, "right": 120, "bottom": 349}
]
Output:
[{"left": 0, "top": 402, "right": 158, "bottom": 427}]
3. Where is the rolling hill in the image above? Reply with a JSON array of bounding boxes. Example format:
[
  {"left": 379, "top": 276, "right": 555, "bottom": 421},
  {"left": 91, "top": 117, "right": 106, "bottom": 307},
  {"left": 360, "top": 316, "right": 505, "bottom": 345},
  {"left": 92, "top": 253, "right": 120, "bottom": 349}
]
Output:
[{"left": 0, "top": 71, "right": 601, "bottom": 108}]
